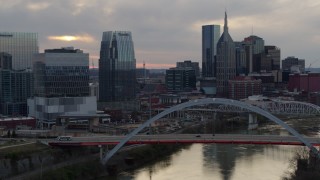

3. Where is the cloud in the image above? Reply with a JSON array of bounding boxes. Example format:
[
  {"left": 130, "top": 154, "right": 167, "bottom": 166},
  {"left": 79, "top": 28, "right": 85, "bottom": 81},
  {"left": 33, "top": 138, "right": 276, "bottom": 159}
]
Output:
[
  {"left": 1, "top": 0, "right": 320, "bottom": 68},
  {"left": 26, "top": 2, "right": 50, "bottom": 11},
  {"left": 47, "top": 34, "right": 95, "bottom": 43}
]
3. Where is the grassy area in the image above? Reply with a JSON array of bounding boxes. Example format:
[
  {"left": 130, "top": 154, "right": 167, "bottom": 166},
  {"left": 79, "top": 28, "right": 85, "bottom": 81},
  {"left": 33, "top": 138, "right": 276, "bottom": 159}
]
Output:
[
  {"left": 0, "top": 138, "right": 28, "bottom": 147},
  {"left": 0, "top": 142, "right": 49, "bottom": 159},
  {"left": 30, "top": 158, "right": 106, "bottom": 180}
]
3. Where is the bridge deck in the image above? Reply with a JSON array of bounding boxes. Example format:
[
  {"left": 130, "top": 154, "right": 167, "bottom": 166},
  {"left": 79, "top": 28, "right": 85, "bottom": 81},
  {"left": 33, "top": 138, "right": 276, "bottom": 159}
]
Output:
[{"left": 47, "top": 134, "right": 320, "bottom": 147}]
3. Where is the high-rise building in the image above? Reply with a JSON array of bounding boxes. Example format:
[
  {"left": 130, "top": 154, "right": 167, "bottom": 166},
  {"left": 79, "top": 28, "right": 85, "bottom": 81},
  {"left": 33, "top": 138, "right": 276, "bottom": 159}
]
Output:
[
  {"left": 282, "top": 56, "right": 305, "bottom": 72},
  {"left": 28, "top": 47, "right": 95, "bottom": 128},
  {"left": 0, "top": 52, "right": 33, "bottom": 116},
  {"left": 264, "top": 46, "right": 281, "bottom": 71},
  {"left": 165, "top": 67, "right": 196, "bottom": 92},
  {"left": 33, "top": 47, "right": 89, "bottom": 97},
  {"left": 216, "top": 12, "right": 236, "bottom": 97},
  {"left": 241, "top": 35, "right": 265, "bottom": 74},
  {"left": 176, "top": 60, "right": 200, "bottom": 78},
  {"left": 0, "top": 32, "right": 38, "bottom": 70},
  {"left": 243, "top": 35, "right": 265, "bottom": 55},
  {"left": 99, "top": 31, "right": 136, "bottom": 102},
  {"left": 235, "top": 42, "right": 247, "bottom": 75},
  {"left": 202, "top": 25, "right": 220, "bottom": 78}
]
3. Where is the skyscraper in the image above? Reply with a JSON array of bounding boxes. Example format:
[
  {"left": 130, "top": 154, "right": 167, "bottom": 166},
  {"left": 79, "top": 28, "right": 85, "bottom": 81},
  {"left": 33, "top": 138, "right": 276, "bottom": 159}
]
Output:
[
  {"left": 217, "top": 13, "right": 236, "bottom": 97},
  {"left": 242, "top": 35, "right": 265, "bottom": 73},
  {"left": 99, "top": 31, "right": 136, "bottom": 102},
  {"left": 0, "top": 53, "right": 33, "bottom": 116},
  {"left": 0, "top": 32, "right": 38, "bottom": 70},
  {"left": 202, "top": 25, "right": 220, "bottom": 78},
  {"left": 216, "top": 12, "right": 236, "bottom": 97}
]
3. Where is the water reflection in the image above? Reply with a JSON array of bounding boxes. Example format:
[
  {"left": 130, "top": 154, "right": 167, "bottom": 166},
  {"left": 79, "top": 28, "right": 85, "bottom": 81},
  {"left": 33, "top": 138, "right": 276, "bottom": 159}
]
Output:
[
  {"left": 119, "top": 143, "right": 299, "bottom": 180},
  {"left": 118, "top": 118, "right": 316, "bottom": 179}
]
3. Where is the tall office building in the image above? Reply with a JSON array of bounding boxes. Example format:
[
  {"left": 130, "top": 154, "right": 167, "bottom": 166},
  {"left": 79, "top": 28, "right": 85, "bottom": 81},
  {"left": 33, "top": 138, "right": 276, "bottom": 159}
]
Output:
[
  {"left": 0, "top": 32, "right": 38, "bottom": 70},
  {"left": 264, "top": 46, "right": 281, "bottom": 71},
  {"left": 216, "top": 12, "right": 236, "bottom": 97},
  {"left": 282, "top": 56, "right": 305, "bottom": 72},
  {"left": 0, "top": 52, "right": 33, "bottom": 116},
  {"left": 28, "top": 47, "right": 95, "bottom": 128},
  {"left": 99, "top": 31, "right": 136, "bottom": 102},
  {"left": 176, "top": 60, "right": 200, "bottom": 78},
  {"left": 202, "top": 25, "right": 220, "bottom": 78},
  {"left": 241, "top": 35, "right": 265, "bottom": 74},
  {"left": 235, "top": 42, "right": 247, "bottom": 75},
  {"left": 165, "top": 67, "right": 196, "bottom": 92}
]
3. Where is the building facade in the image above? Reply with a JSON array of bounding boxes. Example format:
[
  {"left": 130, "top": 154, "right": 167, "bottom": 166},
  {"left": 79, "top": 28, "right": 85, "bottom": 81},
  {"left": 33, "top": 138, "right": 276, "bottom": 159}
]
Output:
[
  {"left": 176, "top": 60, "right": 200, "bottom": 78},
  {"left": 288, "top": 73, "right": 320, "bottom": 93},
  {"left": 33, "top": 48, "right": 89, "bottom": 97},
  {"left": 0, "top": 52, "right": 33, "bottom": 116},
  {"left": 228, "top": 76, "right": 262, "bottom": 100},
  {"left": 216, "top": 12, "right": 236, "bottom": 97},
  {"left": 99, "top": 31, "right": 136, "bottom": 102},
  {"left": 165, "top": 67, "right": 196, "bottom": 92},
  {"left": 202, "top": 25, "right": 220, "bottom": 78},
  {"left": 263, "top": 46, "right": 281, "bottom": 71},
  {"left": 0, "top": 32, "right": 38, "bottom": 70},
  {"left": 282, "top": 56, "right": 305, "bottom": 72},
  {"left": 242, "top": 35, "right": 265, "bottom": 74},
  {"left": 28, "top": 47, "right": 95, "bottom": 128}
]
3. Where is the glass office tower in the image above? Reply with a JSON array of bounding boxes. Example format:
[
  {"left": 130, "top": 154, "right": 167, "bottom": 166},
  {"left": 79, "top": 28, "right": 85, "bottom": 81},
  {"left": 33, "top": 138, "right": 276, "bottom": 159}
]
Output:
[
  {"left": 202, "top": 25, "right": 220, "bottom": 78},
  {"left": 99, "top": 31, "right": 136, "bottom": 102},
  {"left": 29, "top": 47, "right": 95, "bottom": 128},
  {"left": 33, "top": 47, "right": 89, "bottom": 97},
  {"left": 0, "top": 32, "right": 38, "bottom": 70},
  {"left": 0, "top": 53, "right": 33, "bottom": 116}
]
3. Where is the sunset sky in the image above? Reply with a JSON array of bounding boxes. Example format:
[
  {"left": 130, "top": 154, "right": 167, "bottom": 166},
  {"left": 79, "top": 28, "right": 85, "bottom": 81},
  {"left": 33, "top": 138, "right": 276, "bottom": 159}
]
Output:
[{"left": 1, "top": 0, "right": 320, "bottom": 69}]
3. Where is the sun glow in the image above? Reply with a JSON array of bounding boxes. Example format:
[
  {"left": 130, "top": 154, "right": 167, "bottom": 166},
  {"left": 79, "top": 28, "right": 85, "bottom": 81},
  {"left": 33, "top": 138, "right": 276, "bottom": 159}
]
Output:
[
  {"left": 48, "top": 34, "right": 94, "bottom": 42},
  {"left": 48, "top": 36, "right": 77, "bottom": 41}
]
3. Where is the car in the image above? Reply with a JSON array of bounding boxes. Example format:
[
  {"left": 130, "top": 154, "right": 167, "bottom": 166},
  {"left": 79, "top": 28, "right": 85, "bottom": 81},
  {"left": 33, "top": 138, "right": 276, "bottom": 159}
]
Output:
[
  {"left": 56, "top": 136, "right": 72, "bottom": 141},
  {"left": 195, "top": 135, "right": 201, "bottom": 138}
]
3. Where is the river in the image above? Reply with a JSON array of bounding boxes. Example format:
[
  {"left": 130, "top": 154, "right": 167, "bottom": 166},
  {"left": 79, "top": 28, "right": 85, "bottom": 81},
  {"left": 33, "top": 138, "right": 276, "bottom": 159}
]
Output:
[{"left": 116, "top": 118, "right": 319, "bottom": 180}]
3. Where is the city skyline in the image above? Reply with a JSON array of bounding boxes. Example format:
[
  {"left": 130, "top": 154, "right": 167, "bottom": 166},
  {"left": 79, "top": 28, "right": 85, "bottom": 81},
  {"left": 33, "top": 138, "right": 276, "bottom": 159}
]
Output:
[{"left": 1, "top": 0, "right": 320, "bottom": 68}]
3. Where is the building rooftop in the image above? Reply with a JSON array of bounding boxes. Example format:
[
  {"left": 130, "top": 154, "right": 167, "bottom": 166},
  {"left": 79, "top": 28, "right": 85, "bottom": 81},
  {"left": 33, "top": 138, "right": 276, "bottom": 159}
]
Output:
[{"left": 44, "top": 47, "right": 83, "bottom": 53}]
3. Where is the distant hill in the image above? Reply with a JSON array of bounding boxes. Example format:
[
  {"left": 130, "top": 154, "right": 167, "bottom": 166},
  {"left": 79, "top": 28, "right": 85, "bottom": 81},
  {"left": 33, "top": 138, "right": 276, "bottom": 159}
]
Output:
[
  {"left": 309, "top": 68, "right": 320, "bottom": 73},
  {"left": 149, "top": 69, "right": 167, "bottom": 74}
]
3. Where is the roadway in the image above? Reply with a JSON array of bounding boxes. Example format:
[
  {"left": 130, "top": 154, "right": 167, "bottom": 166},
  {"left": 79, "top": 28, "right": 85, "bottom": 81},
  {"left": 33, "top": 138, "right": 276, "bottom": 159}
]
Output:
[{"left": 47, "top": 134, "right": 320, "bottom": 147}]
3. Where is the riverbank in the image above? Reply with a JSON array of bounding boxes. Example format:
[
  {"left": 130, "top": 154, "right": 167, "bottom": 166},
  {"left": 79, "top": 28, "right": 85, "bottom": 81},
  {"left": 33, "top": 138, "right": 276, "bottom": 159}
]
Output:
[{"left": 19, "top": 144, "right": 189, "bottom": 179}]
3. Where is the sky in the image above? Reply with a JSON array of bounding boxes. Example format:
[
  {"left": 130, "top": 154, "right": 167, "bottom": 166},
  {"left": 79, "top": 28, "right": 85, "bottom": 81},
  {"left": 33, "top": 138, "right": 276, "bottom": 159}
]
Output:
[{"left": 1, "top": 0, "right": 320, "bottom": 69}]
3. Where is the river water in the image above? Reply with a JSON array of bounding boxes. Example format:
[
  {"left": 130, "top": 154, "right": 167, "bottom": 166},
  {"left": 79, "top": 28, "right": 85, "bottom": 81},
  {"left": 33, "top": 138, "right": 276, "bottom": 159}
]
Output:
[
  {"left": 117, "top": 118, "right": 319, "bottom": 180},
  {"left": 118, "top": 143, "right": 300, "bottom": 180}
]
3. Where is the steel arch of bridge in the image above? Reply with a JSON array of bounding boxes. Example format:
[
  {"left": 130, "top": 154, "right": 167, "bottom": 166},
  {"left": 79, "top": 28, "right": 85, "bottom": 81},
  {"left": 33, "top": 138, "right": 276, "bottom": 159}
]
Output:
[
  {"left": 264, "top": 100, "right": 320, "bottom": 115},
  {"left": 101, "top": 98, "right": 320, "bottom": 165}
]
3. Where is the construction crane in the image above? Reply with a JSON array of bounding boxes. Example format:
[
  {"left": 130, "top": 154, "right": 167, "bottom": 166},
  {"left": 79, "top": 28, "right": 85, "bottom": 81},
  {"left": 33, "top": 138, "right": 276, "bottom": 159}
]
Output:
[{"left": 307, "top": 59, "right": 320, "bottom": 72}]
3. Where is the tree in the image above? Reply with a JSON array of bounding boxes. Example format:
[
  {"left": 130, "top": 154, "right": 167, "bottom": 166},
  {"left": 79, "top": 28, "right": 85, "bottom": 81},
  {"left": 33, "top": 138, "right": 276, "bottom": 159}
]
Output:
[{"left": 12, "top": 130, "right": 16, "bottom": 138}]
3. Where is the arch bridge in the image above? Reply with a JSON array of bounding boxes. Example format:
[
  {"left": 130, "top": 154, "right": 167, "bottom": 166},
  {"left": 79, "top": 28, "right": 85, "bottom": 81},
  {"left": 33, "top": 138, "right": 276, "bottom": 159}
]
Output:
[
  {"left": 186, "top": 99, "right": 320, "bottom": 115},
  {"left": 101, "top": 98, "right": 320, "bottom": 165}
]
